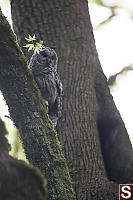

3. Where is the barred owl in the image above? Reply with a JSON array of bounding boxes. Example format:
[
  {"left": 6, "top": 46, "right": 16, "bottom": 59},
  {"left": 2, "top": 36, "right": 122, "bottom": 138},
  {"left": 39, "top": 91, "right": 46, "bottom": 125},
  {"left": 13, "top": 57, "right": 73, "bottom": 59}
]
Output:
[{"left": 29, "top": 47, "right": 62, "bottom": 127}]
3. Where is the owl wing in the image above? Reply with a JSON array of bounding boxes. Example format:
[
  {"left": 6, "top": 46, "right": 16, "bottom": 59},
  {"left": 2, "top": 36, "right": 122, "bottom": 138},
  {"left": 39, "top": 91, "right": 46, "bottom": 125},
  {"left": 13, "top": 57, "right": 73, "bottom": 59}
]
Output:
[
  {"left": 55, "top": 72, "right": 62, "bottom": 117},
  {"left": 48, "top": 73, "right": 62, "bottom": 122}
]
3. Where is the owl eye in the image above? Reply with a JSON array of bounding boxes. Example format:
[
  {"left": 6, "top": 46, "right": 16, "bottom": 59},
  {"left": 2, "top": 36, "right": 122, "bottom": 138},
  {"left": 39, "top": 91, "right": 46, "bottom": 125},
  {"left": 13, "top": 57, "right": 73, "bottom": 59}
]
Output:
[{"left": 40, "top": 51, "right": 47, "bottom": 57}]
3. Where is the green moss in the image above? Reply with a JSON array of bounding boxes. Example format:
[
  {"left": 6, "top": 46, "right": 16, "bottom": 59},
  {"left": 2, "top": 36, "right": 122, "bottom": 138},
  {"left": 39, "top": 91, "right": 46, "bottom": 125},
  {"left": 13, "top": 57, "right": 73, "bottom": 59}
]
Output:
[
  {"left": 0, "top": 8, "right": 26, "bottom": 67},
  {"left": 0, "top": 8, "right": 76, "bottom": 200}
]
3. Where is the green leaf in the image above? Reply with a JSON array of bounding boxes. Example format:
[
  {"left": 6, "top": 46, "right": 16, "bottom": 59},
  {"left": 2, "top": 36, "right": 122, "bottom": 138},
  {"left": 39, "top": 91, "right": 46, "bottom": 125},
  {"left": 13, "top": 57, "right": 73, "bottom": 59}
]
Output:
[
  {"left": 25, "top": 34, "right": 36, "bottom": 42},
  {"left": 40, "top": 40, "right": 44, "bottom": 44},
  {"left": 23, "top": 43, "right": 33, "bottom": 48},
  {"left": 24, "top": 34, "right": 45, "bottom": 53},
  {"left": 36, "top": 42, "right": 44, "bottom": 49},
  {"left": 34, "top": 47, "right": 40, "bottom": 54},
  {"left": 28, "top": 45, "right": 34, "bottom": 51},
  {"left": 23, "top": 43, "right": 34, "bottom": 52}
]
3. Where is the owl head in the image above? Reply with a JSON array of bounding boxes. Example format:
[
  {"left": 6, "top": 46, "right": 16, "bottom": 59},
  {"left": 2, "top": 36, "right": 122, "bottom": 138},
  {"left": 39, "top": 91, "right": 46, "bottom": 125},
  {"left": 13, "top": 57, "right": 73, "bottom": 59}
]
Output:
[
  {"left": 29, "top": 47, "right": 58, "bottom": 75},
  {"left": 37, "top": 47, "right": 58, "bottom": 68}
]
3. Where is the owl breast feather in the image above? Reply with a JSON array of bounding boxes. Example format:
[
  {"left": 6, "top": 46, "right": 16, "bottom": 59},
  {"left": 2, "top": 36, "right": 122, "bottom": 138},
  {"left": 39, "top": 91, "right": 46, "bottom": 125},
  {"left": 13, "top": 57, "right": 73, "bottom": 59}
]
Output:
[{"left": 35, "top": 73, "right": 58, "bottom": 104}]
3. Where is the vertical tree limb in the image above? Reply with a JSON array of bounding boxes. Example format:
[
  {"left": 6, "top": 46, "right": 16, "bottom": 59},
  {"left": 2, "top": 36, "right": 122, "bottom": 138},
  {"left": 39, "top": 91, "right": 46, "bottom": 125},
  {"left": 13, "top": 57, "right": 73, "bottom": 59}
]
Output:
[
  {"left": 0, "top": 117, "right": 47, "bottom": 200},
  {"left": 0, "top": 8, "right": 76, "bottom": 200},
  {"left": 10, "top": 0, "right": 120, "bottom": 199}
]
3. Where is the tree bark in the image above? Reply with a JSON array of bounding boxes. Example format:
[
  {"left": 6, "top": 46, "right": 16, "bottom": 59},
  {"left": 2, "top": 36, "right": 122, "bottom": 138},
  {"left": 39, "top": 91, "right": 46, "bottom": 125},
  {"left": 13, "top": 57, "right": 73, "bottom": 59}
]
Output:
[
  {"left": 10, "top": 0, "right": 133, "bottom": 199},
  {"left": 0, "top": 8, "right": 76, "bottom": 200},
  {"left": 0, "top": 118, "right": 47, "bottom": 200}
]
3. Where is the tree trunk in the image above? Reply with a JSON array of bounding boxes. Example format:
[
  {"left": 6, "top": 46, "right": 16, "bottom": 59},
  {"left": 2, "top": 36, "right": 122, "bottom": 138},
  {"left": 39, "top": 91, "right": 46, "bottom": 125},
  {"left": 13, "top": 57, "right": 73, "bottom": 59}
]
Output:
[
  {"left": 0, "top": 8, "right": 76, "bottom": 200},
  {"left": 10, "top": 0, "right": 133, "bottom": 199},
  {"left": 0, "top": 118, "right": 47, "bottom": 200}
]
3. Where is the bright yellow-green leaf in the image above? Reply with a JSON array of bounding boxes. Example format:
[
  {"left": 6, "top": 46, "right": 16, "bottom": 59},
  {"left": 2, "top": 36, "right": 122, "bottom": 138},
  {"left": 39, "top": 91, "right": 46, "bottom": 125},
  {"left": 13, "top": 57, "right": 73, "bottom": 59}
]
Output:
[
  {"left": 25, "top": 34, "right": 36, "bottom": 42},
  {"left": 33, "top": 34, "right": 36, "bottom": 40},
  {"left": 24, "top": 34, "right": 45, "bottom": 54},
  {"left": 23, "top": 43, "right": 34, "bottom": 48},
  {"left": 40, "top": 40, "right": 44, "bottom": 44},
  {"left": 34, "top": 47, "right": 40, "bottom": 54},
  {"left": 36, "top": 42, "right": 44, "bottom": 49},
  {"left": 28, "top": 45, "right": 34, "bottom": 51}
]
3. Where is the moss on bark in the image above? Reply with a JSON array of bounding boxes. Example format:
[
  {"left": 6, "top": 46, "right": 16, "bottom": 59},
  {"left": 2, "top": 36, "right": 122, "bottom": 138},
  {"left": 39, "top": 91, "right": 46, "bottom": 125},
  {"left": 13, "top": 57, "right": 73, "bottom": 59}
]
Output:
[
  {"left": 10, "top": 0, "right": 120, "bottom": 199},
  {"left": 0, "top": 8, "right": 76, "bottom": 200},
  {"left": 0, "top": 118, "right": 47, "bottom": 200}
]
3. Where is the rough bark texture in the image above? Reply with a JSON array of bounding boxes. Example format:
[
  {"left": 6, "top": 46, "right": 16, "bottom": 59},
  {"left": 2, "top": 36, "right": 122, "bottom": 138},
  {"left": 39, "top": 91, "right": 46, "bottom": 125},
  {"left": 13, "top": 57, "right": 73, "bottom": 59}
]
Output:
[
  {"left": 11, "top": 0, "right": 133, "bottom": 183},
  {"left": 95, "top": 67, "right": 133, "bottom": 183},
  {"left": 10, "top": 0, "right": 133, "bottom": 199},
  {"left": 0, "top": 118, "right": 47, "bottom": 200},
  {"left": 10, "top": 1, "right": 119, "bottom": 199},
  {"left": 0, "top": 8, "right": 76, "bottom": 200}
]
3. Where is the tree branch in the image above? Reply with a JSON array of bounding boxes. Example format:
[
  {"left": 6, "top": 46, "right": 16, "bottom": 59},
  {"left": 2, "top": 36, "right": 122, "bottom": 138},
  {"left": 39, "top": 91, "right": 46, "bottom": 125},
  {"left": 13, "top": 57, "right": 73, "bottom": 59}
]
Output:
[
  {"left": 0, "top": 8, "right": 76, "bottom": 200},
  {"left": 0, "top": 117, "right": 47, "bottom": 200}
]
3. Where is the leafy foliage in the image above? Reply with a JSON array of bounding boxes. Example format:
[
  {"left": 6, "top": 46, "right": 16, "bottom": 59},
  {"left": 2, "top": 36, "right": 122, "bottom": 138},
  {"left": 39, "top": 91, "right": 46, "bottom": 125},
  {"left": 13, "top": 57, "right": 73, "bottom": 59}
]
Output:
[
  {"left": 24, "top": 34, "right": 45, "bottom": 54},
  {"left": 89, "top": 0, "right": 133, "bottom": 29},
  {"left": 108, "top": 66, "right": 133, "bottom": 86}
]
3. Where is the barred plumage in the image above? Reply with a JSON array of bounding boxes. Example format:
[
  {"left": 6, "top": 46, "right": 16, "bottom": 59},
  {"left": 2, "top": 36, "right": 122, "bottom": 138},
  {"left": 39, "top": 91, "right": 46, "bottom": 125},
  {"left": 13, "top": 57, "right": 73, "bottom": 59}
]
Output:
[{"left": 29, "top": 47, "right": 62, "bottom": 127}]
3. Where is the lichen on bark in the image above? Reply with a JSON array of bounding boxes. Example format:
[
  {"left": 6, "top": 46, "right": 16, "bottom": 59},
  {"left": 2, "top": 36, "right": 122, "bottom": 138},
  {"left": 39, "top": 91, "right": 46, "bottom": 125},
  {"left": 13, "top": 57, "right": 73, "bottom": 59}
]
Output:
[
  {"left": 0, "top": 117, "right": 47, "bottom": 200},
  {"left": 0, "top": 7, "right": 76, "bottom": 200}
]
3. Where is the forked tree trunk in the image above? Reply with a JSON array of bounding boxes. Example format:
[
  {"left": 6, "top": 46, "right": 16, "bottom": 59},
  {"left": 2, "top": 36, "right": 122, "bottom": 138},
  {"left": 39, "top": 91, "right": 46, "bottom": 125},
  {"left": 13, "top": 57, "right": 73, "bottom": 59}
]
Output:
[
  {"left": 10, "top": 0, "right": 133, "bottom": 199},
  {"left": 0, "top": 8, "right": 76, "bottom": 200}
]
